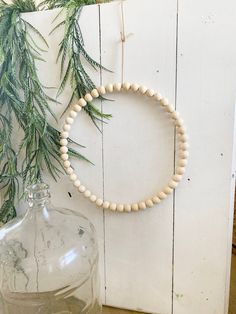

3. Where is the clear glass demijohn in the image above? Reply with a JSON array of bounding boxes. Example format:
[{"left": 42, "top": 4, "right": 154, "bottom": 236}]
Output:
[{"left": 0, "top": 183, "right": 102, "bottom": 314}]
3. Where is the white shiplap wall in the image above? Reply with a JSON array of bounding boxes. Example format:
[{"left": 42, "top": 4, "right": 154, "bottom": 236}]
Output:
[{"left": 19, "top": 1, "right": 236, "bottom": 313}]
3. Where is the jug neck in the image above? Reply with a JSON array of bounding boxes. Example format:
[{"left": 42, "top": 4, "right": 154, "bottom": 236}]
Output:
[{"left": 26, "top": 183, "right": 51, "bottom": 209}]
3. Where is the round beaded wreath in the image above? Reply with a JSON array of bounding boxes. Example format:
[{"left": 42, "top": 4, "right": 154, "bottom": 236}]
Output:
[{"left": 60, "top": 82, "right": 189, "bottom": 212}]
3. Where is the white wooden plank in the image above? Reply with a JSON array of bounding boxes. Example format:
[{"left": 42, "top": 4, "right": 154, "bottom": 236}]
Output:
[
  {"left": 100, "top": 0, "right": 177, "bottom": 312},
  {"left": 22, "top": 6, "right": 106, "bottom": 302},
  {"left": 174, "top": 1, "right": 236, "bottom": 313}
]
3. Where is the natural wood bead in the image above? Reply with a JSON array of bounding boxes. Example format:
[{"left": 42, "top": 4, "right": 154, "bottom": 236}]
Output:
[
  {"left": 73, "top": 104, "right": 82, "bottom": 112},
  {"left": 176, "top": 167, "right": 185, "bottom": 175},
  {"left": 66, "top": 167, "right": 73, "bottom": 175},
  {"left": 63, "top": 124, "right": 71, "bottom": 131},
  {"left": 78, "top": 185, "right": 86, "bottom": 193},
  {"left": 84, "top": 190, "right": 91, "bottom": 198},
  {"left": 139, "top": 202, "right": 146, "bottom": 210},
  {"left": 60, "top": 139, "right": 68, "bottom": 146},
  {"left": 178, "top": 158, "right": 188, "bottom": 167},
  {"left": 168, "top": 180, "right": 178, "bottom": 189},
  {"left": 63, "top": 160, "right": 70, "bottom": 168},
  {"left": 176, "top": 118, "right": 184, "bottom": 127},
  {"left": 74, "top": 180, "right": 81, "bottom": 187},
  {"left": 163, "top": 186, "right": 173, "bottom": 195},
  {"left": 97, "top": 86, "right": 106, "bottom": 95},
  {"left": 172, "top": 111, "right": 180, "bottom": 120},
  {"left": 179, "top": 134, "right": 188, "bottom": 142},
  {"left": 117, "top": 204, "right": 124, "bottom": 212},
  {"left": 122, "top": 82, "right": 131, "bottom": 91},
  {"left": 180, "top": 150, "right": 189, "bottom": 158},
  {"left": 61, "top": 132, "right": 69, "bottom": 139},
  {"left": 110, "top": 203, "right": 117, "bottom": 211},
  {"left": 172, "top": 174, "right": 182, "bottom": 182},
  {"left": 103, "top": 201, "right": 110, "bottom": 209},
  {"left": 84, "top": 93, "right": 93, "bottom": 102},
  {"left": 158, "top": 191, "right": 167, "bottom": 199},
  {"left": 180, "top": 142, "right": 189, "bottom": 150},
  {"left": 177, "top": 126, "right": 187, "bottom": 134},
  {"left": 145, "top": 199, "right": 154, "bottom": 208},
  {"left": 152, "top": 196, "right": 161, "bottom": 204},
  {"left": 124, "top": 204, "right": 131, "bottom": 212},
  {"left": 91, "top": 89, "right": 99, "bottom": 98},
  {"left": 160, "top": 98, "right": 169, "bottom": 106},
  {"left": 61, "top": 154, "right": 69, "bottom": 161},
  {"left": 90, "top": 195, "right": 97, "bottom": 202},
  {"left": 78, "top": 98, "right": 87, "bottom": 107},
  {"left": 105, "top": 83, "right": 114, "bottom": 93},
  {"left": 131, "top": 83, "right": 140, "bottom": 91},
  {"left": 66, "top": 117, "right": 74, "bottom": 124},
  {"left": 166, "top": 104, "right": 175, "bottom": 113},
  {"left": 154, "top": 92, "right": 162, "bottom": 101},
  {"left": 146, "top": 89, "right": 155, "bottom": 97},
  {"left": 69, "top": 110, "right": 77, "bottom": 118},
  {"left": 139, "top": 85, "right": 147, "bottom": 94},
  {"left": 131, "top": 203, "right": 139, "bottom": 211},
  {"left": 70, "top": 173, "right": 77, "bottom": 181},
  {"left": 96, "top": 198, "right": 103, "bottom": 206},
  {"left": 60, "top": 146, "right": 68, "bottom": 154},
  {"left": 114, "top": 83, "right": 122, "bottom": 91}
]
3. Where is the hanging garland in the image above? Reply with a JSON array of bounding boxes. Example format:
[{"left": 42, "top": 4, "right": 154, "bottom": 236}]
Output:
[
  {"left": 60, "top": 82, "right": 189, "bottom": 212},
  {"left": 0, "top": 0, "right": 110, "bottom": 224}
]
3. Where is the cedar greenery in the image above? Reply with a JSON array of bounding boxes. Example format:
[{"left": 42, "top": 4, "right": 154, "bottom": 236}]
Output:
[{"left": 0, "top": 0, "right": 109, "bottom": 224}]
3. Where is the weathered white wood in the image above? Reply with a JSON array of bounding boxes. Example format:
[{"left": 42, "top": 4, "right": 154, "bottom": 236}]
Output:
[
  {"left": 173, "top": 1, "right": 236, "bottom": 314},
  {"left": 100, "top": 0, "right": 177, "bottom": 312}
]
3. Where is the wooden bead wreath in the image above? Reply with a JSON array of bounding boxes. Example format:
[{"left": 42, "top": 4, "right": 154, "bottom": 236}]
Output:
[{"left": 60, "top": 82, "right": 189, "bottom": 212}]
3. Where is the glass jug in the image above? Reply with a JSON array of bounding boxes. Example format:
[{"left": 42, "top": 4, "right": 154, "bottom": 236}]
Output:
[{"left": 0, "top": 183, "right": 101, "bottom": 314}]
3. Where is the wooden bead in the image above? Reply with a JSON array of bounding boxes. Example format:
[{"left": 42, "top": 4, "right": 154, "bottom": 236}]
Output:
[
  {"left": 154, "top": 92, "right": 162, "bottom": 101},
  {"left": 60, "top": 146, "right": 68, "bottom": 154},
  {"left": 63, "top": 124, "right": 71, "bottom": 131},
  {"left": 131, "top": 83, "right": 139, "bottom": 91},
  {"left": 61, "top": 154, "right": 69, "bottom": 161},
  {"left": 166, "top": 104, "right": 175, "bottom": 113},
  {"left": 60, "top": 139, "right": 68, "bottom": 146},
  {"left": 110, "top": 203, "right": 117, "bottom": 211},
  {"left": 84, "top": 93, "right": 93, "bottom": 102},
  {"left": 103, "top": 201, "right": 110, "bottom": 209},
  {"left": 138, "top": 202, "right": 146, "bottom": 210},
  {"left": 78, "top": 98, "right": 87, "bottom": 107},
  {"left": 66, "top": 117, "right": 74, "bottom": 124},
  {"left": 124, "top": 204, "right": 131, "bottom": 212},
  {"left": 179, "top": 134, "right": 188, "bottom": 143},
  {"left": 152, "top": 196, "right": 161, "bottom": 204},
  {"left": 97, "top": 86, "right": 106, "bottom": 95},
  {"left": 84, "top": 190, "right": 91, "bottom": 198},
  {"left": 176, "top": 167, "right": 185, "bottom": 175},
  {"left": 131, "top": 203, "right": 139, "bottom": 211},
  {"left": 180, "top": 150, "right": 189, "bottom": 158},
  {"left": 69, "top": 110, "right": 77, "bottom": 118},
  {"left": 66, "top": 167, "right": 73, "bottom": 175},
  {"left": 158, "top": 191, "right": 167, "bottom": 199},
  {"left": 90, "top": 195, "right": 97, "bottom": 202},
  {"left": 91, "top": 89, "right": 99, "bottom": 98},
  {"left": 74, "top": 180, "right": 81, "bottom": 187},
  {"left": 78, "top": 185, "right": 86, "bottom": 193},
  {"left": 172, "top": 174, "right": 182, "bottom": 182},
  {"left": 96, "top": 198, "right": 103, "bottom": 206},
  {"left": 168, "top": 180, "right": 178, "bottom": 189},
  {"left": 145, "top": 199, "right": 154, "bottom": 208},
  {"left": 172, "top": 111, "right": 180, "bottom": 120},
  {"left": 114, "top": 83, "right": 122, "bottom": 91},
  {"left": 180, "top": 142, "right": 189, "bottom": 150},
  {"left": 139, "top": 85, "right": 147, "bottom": 94},
  {"left": 122, "top": 82, "right": 131, "bottom": 91},
  {"left": 163, "top": 186, "right": 173, "bottom": 195},
  {"left": 177, "top": 126, "right": 186, "bottom": 134},
  {"left": 70, "top": 173, "right": 77, "bottom": 181},
  {"left": 73, "top": 104, "right": 82, "bottom": 112},
  {"left": 105, "top": 83, "right": 114, "bottom": 93},
  {"left": 146, "top": 89, "right": 155, "bottom": 97},
  {"left": 61, "top": 132, "right": 69, "bottom": 139},
  {"left": 176, "top": 118, "right": 184, "bottom": 127},
  {"left": 117, "top": 204, "right": 124, "bottom": 212},
  {"left": 63, "top": 160, "right": 70, "bottom": 168},
  {"left": 160, "top": 98, "right": 168, "bottom": 106},
  {"left": 178, "top": 158, "right": 188, "bottom": 167}
]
